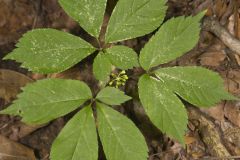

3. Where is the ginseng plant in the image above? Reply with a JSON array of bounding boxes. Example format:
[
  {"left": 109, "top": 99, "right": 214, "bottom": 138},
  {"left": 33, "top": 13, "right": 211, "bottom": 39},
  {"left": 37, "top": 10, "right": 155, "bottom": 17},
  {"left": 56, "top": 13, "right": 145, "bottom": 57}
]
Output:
[{"left": 1, "top": 0, "right": 237, "bottom": 160}]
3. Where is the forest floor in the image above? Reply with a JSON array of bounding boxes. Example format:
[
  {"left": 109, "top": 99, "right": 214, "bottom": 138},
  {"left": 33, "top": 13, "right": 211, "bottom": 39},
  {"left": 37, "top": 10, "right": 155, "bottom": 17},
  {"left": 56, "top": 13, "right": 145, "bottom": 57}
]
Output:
[{"left": 0, "top": 0, "right": 240, "bottom": 160}]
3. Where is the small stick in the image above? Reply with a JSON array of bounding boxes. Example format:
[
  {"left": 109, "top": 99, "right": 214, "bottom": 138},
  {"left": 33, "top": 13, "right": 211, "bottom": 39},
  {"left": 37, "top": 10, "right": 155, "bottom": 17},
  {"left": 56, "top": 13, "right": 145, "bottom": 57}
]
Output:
[
  {"left": 202, "top": 155, "right": 240, "bottom": 160},
  {"left": 202, "top": 17, "right": 240, "bottom": 56}
]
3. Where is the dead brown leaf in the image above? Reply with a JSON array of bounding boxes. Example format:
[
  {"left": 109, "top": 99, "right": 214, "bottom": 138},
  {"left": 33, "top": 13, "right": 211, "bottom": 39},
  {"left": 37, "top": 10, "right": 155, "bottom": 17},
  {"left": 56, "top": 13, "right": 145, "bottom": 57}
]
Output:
[
  {"left": 199, "top": 51, "right": 226, "bottom": 67},
  {"left": 0, "top": 69, "right": 33, "bottom": 103},
  {"left": 224, "top": 101, "right": 240, "bottom": 127},
  {"left": 0, "top": 135, "right": 36, "bottom": 160},
  {"left": 0, "top": 69, "right": 44, "bottom": 140},
  {"left": 201, "top": 103, "right": 225, "bottom": 122},
  {"left": 185, "top": 136, "right": 197, "bottom": 145},
  {"left": 214, "top": 0, "right": 228, "bottom": 18},
  {"left": 225, "top": 69, "right": 240, "bottom": 96}
]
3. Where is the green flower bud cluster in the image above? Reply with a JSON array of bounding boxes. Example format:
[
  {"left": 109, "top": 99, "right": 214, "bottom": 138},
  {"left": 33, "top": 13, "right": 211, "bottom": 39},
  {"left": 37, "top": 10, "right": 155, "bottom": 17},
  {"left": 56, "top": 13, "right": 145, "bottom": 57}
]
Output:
[{"left": 109, "top": 70, "right": 129, "bottom": 88}]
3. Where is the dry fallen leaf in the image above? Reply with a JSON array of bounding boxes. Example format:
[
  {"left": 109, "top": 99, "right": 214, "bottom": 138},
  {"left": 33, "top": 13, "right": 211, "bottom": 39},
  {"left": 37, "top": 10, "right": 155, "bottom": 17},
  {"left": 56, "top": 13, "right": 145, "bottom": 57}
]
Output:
[
  {"left": 200, "top": 103, "right": 225, "bottom": 122},
  {"left": 0, "top": 135, "right": 36, "bottom": 160},
  {"left": 224, "top": 101, "right": 240, "bottom": 127},
  {"left": 185, "top": 136, "right": 197, "bottom": 145},
  {"left": 226, "top": 69, "right": 240, "bottom": 96},
  {"left": 0, "top": 69, "right": 33, "bottom": 103},
  {"left": 0, "top": 69, "right": 44, "bottom": 140},
  {"left": 199, "top": 51, "right": 226, "bottom": 67}
]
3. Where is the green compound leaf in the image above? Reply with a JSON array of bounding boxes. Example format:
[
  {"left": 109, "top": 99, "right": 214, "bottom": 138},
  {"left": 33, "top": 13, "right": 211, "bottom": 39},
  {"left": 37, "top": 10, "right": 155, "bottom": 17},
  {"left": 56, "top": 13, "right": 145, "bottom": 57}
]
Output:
[
  {"left": 96, "top": 87, "right": 131, "bottom": 105},
  {"left": 140, "top": 12, "right": 205, "bottom": 71},
  {"left": 0, "top": 79, "right": 92, "bottom": 124},
  {"left": 93, "top": 52, "right": 112, "bottom": 84},
  {"left": 50, "top": 106, "right": 98, "bottom": 160},
  {"left": 59, "top": 0, "right": 107, "bottom": 37},
  {"left": 105, "top": 0, "right": 167, "bottom": 43},
  {"left": 97, "top": 102, "right": 148, "bottom": 160},
  {"left": 106, "top": 46, "right": 139, "bottom": 70},
  {"left": 155, "top": 66, "right": 237, "bottom": 107},
  {"left": 138, "top": 74, "right": 188, "bottom": 144},
  {"left": 4, "top": 29, "right": 95, "bottom": 74}
]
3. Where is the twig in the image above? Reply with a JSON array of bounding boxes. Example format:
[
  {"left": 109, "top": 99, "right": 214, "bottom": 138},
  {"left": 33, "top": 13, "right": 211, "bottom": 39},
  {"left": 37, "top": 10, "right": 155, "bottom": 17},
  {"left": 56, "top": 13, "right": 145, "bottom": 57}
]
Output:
[
  {"left": 32, "top": 0, "right": 43, "bottom": 29},
  {"left": 202, "top": 155, "right": 240, "bottom": 160},
  {"left": 202, "top": 17, "right": 240, "bottom": 56},
  {"left": 193, "top": 0, "right": 212, "bottom": 15},
  {"left": 188, "top": 106, "right": 232, "bottom": 158}
]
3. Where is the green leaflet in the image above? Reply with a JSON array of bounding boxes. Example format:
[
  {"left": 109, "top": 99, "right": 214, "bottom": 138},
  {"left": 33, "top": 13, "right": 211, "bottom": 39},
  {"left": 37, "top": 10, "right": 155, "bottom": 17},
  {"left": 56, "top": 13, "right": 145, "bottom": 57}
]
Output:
[
  {"left": 93, "top": 52, "right": 112, "bottom": 84},
  {"left": 138, "top": 74, "right": 188, "bottom": 144},
  {"left": 105, "top": 0, "right": 167, "bottom": 42},
  {"left": 106, "top": 46, "right": 139, "bottom": 70},
  {"left": 155, "top": 66, "right": 237, "bottom": 107},
  {"left": 96, "top": 87, "right": 131, "bottom": 105},
  {"left": 4, "top": 29, "right": 95, "bottom": 74},
  {"left": 0, "top": 79, "right": 92, "bottom": 124},
  {"left": 93, "top": 46, "right": 139, "bottom": 84},
  {"left": 50, "top": 106, "right": 98, "bottom": 160},
  {"left": 139, "top": 12, "right": 205, "bottom": 70},
  {"left": 59, "top": 0, "right": 107, "bottom": 37},
  {"left": 96, "top": 102, "right": 148, "bottom": 160}
]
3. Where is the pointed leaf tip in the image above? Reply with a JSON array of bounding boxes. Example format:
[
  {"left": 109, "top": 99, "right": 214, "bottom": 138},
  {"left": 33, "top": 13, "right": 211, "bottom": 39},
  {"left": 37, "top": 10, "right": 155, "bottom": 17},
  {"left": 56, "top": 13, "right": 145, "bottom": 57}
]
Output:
[
  {"left": 138, "top": 74, "right": 188, "bottom": 144},
  {"left": 59, "top": 0, "right": 107, "bottom": 38},
  {"left": 96, "top": 87, "right": 131, "bottom": 105},
  {"left": 140, "top": 13, "right": 205, "bottom": 70},
  {"left": 106, "top": 0, "right": 167, "bottom": 42},
  {"left": 155, "top": 66, "right": 236, "bottom": 107},
  {"left": 1, "top": 79, "right": 92, "bottom": 124},
  {"left": 97, "top": 103, "right": 148, "bottom": 160},
  {"left": 50, "top": 106, "right": 98, "bottom": 160},
  {"left": 5, "top": 29, "right": 95, "bottom": 74}
]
